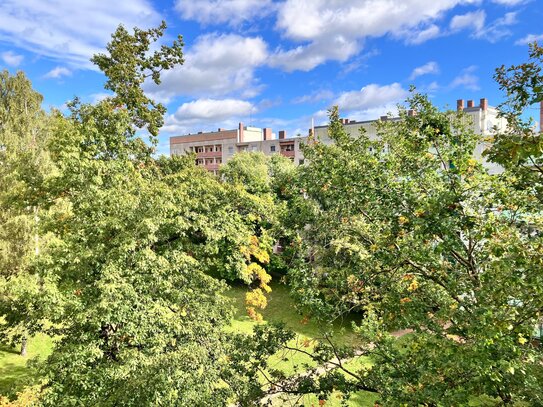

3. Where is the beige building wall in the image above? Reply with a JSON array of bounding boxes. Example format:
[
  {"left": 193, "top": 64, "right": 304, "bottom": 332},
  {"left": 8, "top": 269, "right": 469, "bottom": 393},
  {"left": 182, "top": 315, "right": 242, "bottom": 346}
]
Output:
[
  {"left": 313, "top": 98, "right": 507, "bottom": 174},
  {"left": 169, "top": 98, "right": 511, "bottom": 174}
]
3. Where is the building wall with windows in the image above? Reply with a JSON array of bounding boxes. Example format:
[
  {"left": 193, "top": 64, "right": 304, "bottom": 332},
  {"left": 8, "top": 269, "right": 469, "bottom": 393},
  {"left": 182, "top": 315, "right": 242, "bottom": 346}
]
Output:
[
  {"left": 169, "top": 98, "right": 513, "bottom": 174},
  {"left": 313, "top": 98, "right": 508, "bottom": 174},
  {"left": 170, "top": 122, "right": 305, "bottom": 173}
]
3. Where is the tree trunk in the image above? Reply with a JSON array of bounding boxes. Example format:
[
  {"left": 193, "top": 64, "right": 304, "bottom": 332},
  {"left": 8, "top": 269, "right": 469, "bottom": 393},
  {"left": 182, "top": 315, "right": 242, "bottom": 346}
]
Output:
[{"left": 20, "top": 336, "right": 27, "bottom": 357}]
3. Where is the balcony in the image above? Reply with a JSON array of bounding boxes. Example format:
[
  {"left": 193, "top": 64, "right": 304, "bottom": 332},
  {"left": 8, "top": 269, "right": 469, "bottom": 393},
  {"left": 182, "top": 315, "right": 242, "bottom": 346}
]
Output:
[
  {"left": 280, "top": 149, "right": 295, "bottom": 158},
  {"left": 197, "top": 151, "right": 222, "bottom": 158}
]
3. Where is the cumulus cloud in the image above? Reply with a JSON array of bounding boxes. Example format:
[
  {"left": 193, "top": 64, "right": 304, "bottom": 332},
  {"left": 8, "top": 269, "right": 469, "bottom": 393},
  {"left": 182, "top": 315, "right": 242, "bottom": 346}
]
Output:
[
  {"left": 1, "top": 51, "right": 23, "bottom": 67},
  {"left": 270, "top": 0, "right": 478, "bottom": 72},
  {"left": 515, "top": 33, "right": 543, "bottom": 45},
  {"left": 410, "top": 61, "right": 440, "bottom": 80},
  {"left": 44, "top": 66, "right": 72, "bottom": 79},
  {"left": 450, "top": 10, "right": 486, "bottom": 32},
  {"left": 0, "top": 0, "right": 160, "bottom": 68},
  {"left": 146, "top": 34, "right": 267, "bottom": 102},
  {"left": 334, "top": 83, "right": 409, "bottom": 113},
  {"left": 175, "top": 0, "right": 275, "bottom": 26},
  {"left": 450, "top": 65, "right": 480, "bottom": 90},
  {"left": 450, "top": 10, "right": 517, "bottom": 42},
  {"left": 163, "top": 98, "right": 257, "bottom": 134}
]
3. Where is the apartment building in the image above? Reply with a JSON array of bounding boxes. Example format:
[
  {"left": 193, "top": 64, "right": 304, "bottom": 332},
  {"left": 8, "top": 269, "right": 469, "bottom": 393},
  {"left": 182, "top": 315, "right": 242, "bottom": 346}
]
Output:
[
  {"left": 169, "top": 97, "right": 514, "bottom": 173},
  {"left": 170, "top": 123, "right": 305, "bottom": 173},
  {"left": 313, "top": 98, "right": 508, "bottom": 174}
]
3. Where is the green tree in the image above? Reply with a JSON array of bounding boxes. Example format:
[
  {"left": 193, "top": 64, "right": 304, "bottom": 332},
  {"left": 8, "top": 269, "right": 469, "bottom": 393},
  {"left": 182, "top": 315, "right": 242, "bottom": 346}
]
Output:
[
  {"left": 277, "top": 98, "right": 543, "bottom": 405},
  {"left": 0, "top": 70, "right": 59, "bottom": 357},
  {"left": 35, "top": 23, "right": 282, "bottom": 405},
  {"left": 91, "top": 21, "right": 183, "bottom": 139},
  {"left": 218, "top": 152, "right": 297, "bottom": 319},
  {"left": 487, "top": 42, "right": 543, "bottom": 200}
]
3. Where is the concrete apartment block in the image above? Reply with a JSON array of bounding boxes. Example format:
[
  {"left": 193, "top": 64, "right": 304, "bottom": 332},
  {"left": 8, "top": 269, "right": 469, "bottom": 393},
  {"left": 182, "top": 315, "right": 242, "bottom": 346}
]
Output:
[
  {"left": 170, "top": 123, "right": 305, "bottom": 173},
  {"left": 170, "top": 97, "right": 537, "bottom": 174}
]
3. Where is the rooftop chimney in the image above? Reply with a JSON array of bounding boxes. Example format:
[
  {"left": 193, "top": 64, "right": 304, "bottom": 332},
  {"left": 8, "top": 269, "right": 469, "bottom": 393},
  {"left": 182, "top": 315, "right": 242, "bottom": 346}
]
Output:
[
  {"left": 380, "top": 115, "right": 388, "bottom": 121},
  {"left": 263, "top": 127, "right": 272, "bottom": 141},
  {"left": 278, "top": 130, "right": 286, "bottom": 140},
  {"left": 218, "top": 128, "right": 225, "bottom": 132},
  {"left": 467, "top": 100, "right": 474, "bottom": 108},
  {"left": 238, "top": 122, "right": 244, "bottom": 142},
  {"left": 480, "top": 98, "right": 488, "bottom": 111},
  {"left": 457, "top": 99, "right": 464, "bottom": 111}
]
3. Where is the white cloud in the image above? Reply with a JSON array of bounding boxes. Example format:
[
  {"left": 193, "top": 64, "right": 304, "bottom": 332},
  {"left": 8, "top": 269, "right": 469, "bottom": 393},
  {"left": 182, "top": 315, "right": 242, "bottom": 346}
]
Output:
[
  {"left": 163, "top": 98, "right": 257, "bottom": 134},
  {"left": 270, "top": 0, "right": 478, "bottom": 71},
  {"left": 269, "top": 35, "right": 361, "bottom": 72},
  {"left": 89, "top": 92, "right": 113, "bottom": 103},
  {"left": 1, "top": 50, "right": 23, "bottom": 67},
  {"left": 0, "top": 0, "right": 160, "bottom": 68},
  {"left": 175, "top": 99, "right": 256, "bottom": 120},
  {"left": 492, "top": 0, "right": 527, "bottom": 5},
  {"left": 146, "top": 33, "right": 267, "bottom": 102},
  {"left": 44, "top": 66, "right": 72, "bottom": 79},
  {"left": 404, "top": 24, "right": 442, "bottom": 45},
  {"left": 477, "top": 12, "right": 517, "bottom": 42},
  {"left": 292, "top": 89, "right": 335, "bottom": 104},
  {"left": 450, "top": 10, "right": 486, "bottom": 32},
  {"left": 334, "top": 83, "right": 409, "bottom": 112},
  {"left": 450, "top": 65, "right": 480, "bottom": 90},
  {"left": 515, "top": 33, "right": 543, "bottom": 46},
  {"left": 175, "top": 0, "right": 274, "bottom": 26},
  {"left": 410, "top": 61, "right": 440, "bottom": 80},
  {"left": 450, "top": 10, "right": 517, "bottom": 42}
]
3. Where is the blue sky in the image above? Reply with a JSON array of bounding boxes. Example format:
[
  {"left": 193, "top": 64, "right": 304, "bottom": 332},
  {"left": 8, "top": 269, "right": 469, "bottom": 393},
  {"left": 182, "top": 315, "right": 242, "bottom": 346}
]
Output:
[{"left": 0, "top": 0, "right": 541, "bottom": 154}]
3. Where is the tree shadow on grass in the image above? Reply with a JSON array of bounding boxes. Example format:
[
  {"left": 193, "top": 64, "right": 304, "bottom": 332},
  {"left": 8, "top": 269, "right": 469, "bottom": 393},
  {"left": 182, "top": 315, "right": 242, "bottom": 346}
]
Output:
[
  {"left": 0, "top": 343, "right": 19, "bottom": 355},
  {"left": 0, "top": 363, "right": 33, "bottom": 398}
]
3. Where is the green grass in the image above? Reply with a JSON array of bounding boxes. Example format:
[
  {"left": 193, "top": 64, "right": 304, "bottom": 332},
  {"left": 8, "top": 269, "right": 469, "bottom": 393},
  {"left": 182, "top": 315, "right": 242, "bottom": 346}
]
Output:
[
  {"left": 225, "top": 281, "right": 377, "bottom": 406},
  {"left": 0, "top": 333, "right": 53, "bottom": 398},
  {"left": 225, "top": 281, "right": 361, "bottom": 346},
  {"left": 0, "top": 281, "right": 372, "bottom": 405}
]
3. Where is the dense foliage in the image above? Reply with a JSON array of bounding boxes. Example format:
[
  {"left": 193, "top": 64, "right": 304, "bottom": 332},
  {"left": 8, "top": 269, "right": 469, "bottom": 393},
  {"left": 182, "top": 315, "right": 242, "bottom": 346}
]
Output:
[
  {"left": 1, "top": 21, "right": 543, "bottom": 407},
  {"left": 277, "top": 96, "right": 543, "bottom": 405}
]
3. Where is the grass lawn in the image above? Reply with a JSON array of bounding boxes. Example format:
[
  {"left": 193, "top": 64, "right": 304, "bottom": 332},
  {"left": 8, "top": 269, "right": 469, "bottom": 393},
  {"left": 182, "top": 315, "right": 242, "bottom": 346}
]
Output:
[
  {"left": 0, "top": 281, "right": 375, "bottom": 405},
  {"left": 225, "top": 280, "right": 377, "bottom": 406},
  {"left": 0, "top": 333, "right": 53, "bottom": 398},
  {"left": 225, "top": 280, "right": 362, "bottom": 346}
]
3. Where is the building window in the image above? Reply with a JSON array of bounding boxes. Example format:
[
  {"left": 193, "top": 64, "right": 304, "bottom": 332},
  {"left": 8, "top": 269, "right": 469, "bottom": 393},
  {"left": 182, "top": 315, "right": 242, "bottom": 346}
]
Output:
[
  {"left": 196, "top": 146, "right": 204, "bottom": 153},
  {"left": 228, "top": 146, "right": 234, "bottom": 154},
  {"left": 298, "top": 159, "right": 305, "bottom": 165},
  {"left": 205, "top": 158, "right": 214, "bottom": 165},
  {"left": 281, "top": 144, "right": 295, "bottom": 152},
  {"left": 215, "top": 145, "right": 222, "bottom": 152},
  {"left": 216, "top": 158, "right": 222, "bottom": 164},
  {"left": 251, "top": 145, "right": 258, "bottom": 152},
  {"left": 239, "top": 145, "right": 248, "bottom": 152},
  {"left": 205, "top": 146, "right": 214, "bottom": 153},
  {"left": 270, "top": 145, "right": 276, "bottom": 152}
]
